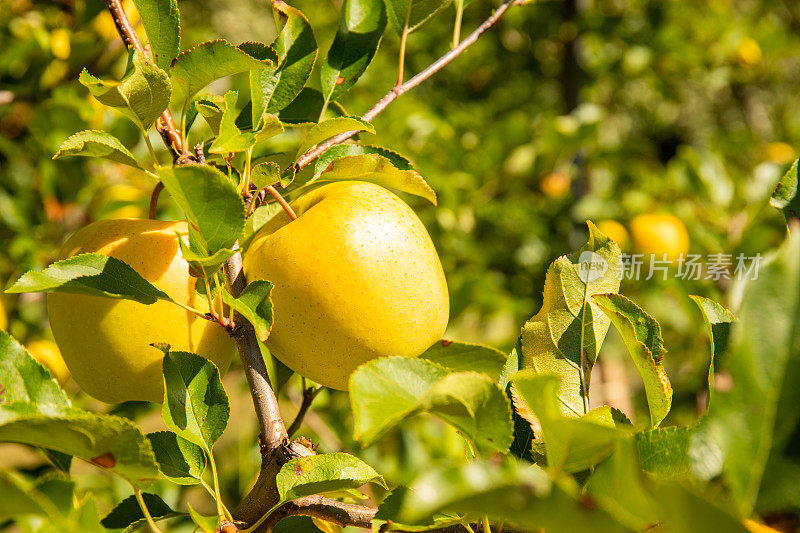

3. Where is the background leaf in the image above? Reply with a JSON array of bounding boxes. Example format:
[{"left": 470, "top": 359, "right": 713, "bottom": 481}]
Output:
[{"left": 702, "top": 224, "right": 800, "bottom": 515}]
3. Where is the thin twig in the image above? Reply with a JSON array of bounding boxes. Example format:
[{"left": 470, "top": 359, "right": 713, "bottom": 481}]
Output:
[
  {"left": 290, "top": 0, "right": 522, "bottom": 176},
  {"left": 286, "top": 386, "right": 322, "bottom": 438},
  {"left": 149, "top": 182, "right": 164, "bottom": 219}
]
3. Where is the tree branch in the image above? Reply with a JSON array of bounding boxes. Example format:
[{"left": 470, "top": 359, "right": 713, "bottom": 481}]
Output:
[
  {"left": 286, "top": 386, "right": 322, "bottom": 438},
  {"left": 290, "top": 0, "right": 523, "bottom": 175}
]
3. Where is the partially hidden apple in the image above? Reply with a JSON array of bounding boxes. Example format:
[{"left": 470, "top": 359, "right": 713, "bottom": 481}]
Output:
[
  {"left": 243, "top": 181, "right": 449, "bottom": 390},
  {"left": 47, "top": 218, "right": 236, "bottom": 403}
]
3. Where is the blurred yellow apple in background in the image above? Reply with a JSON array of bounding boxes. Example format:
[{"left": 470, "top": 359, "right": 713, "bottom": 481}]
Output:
[
  {"left": 595, "top": 220, "right": 630, "bottom": 250},
  {"left": 26, "top": 340, "right": 70, "bottom": 385},
  {"left": 244, "top": 181, "right": 449, "bottom": 390},
  {"left": 539, "top": 171, "right": 571, "bottom": 198},
  {"left": 47, "top": 218, "right": 236, "bottom": 403},
  {"left": 629, "top": 213, "right": 690, "bottom": 262}
]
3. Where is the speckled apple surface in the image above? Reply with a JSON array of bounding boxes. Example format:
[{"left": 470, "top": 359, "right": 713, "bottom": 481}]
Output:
[
  {"left": 47, "top": 218, "right": 236, "bottom": 403},
  {"left": 244, "top": 181, "right": 449, "bottom": 390}
]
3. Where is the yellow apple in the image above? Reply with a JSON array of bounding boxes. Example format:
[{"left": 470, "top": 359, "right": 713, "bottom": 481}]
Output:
[
  {"left": 0, "top": 295, "right": 6, "bottom": 331},
  {"left": 629, "top": 213, "right": 690, "bottom": 262},
  {"left": 243, "top": 181, "right": 449, "bottom": 390},
  {"left": 26, "top": 340, "right": 71, "bottom": 385},
  {"left": 47, "top": 218, "right": 236, "bottom": 403}
]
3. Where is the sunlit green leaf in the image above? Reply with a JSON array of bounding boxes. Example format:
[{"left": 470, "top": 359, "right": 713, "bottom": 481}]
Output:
[
  {"left": 420, "top": 339, "right": 507, "bottom": 378},
  {"left": 53, "top": 130, "right": 141, "bottom": 168},
  {"left": 593, "top": 293, "right": 672, "bottom": 427},
  {"left": 277, "top": 453, "right": 387, "bottom": 502},
  {"left": 132, "top": 0, "right": 181, "bottom": 70},
  {"left": 161, "top": 350, "right": 230, "bottom": 450},
  {"left": 689, "top": 295, "right": 734, "bottom": 410}
]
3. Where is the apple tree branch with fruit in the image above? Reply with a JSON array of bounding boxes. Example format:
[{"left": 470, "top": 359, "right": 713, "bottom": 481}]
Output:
[{"left": 2, "top": 1, "right": 800, "bottom": 533}]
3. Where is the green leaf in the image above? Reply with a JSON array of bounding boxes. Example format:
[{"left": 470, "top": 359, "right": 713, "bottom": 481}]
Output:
[
  {"left": 53, "top": 130, "right": 141, "bottom": 168},
  {"left": 635, "top": 426, "right": 692, "bottom": 479},
  {"left": 296, "top": 116, "right": 375, "bottom": 156},
  {"left": 0, "top": 403, "right": 159, "bottom": 485},
  {"left": 132, "top": 0, "right": 180, "bottom": 70},
  {"left": 350, "top": 357, "right": 513, "bottom": 455},
  {"left": 171, "top": 39, "right": 271, "bottom": 103},
  {"left": 194, "top": 94, "right": 226, "bottom": 136},
  {"left": 396, "top": 459, "right": 633, "bottom": 532},
  {"left": 251, "top": 161, "right": 281, "bottom": 189},
  {"left": 188, "top": 504, "right": 220, "bottom": 532},
  {"left": 161, "top": 350, "right": 230, "bottom": 450},
  {"left": 310, "top": 151, "right": 436, "bottom": 204},
  {"left": 321, "top": 0, "right": 387, "bottom": 104},
  {"left": 770, "top": 158, "right": 800, "bottom": 221},
  {"left": 147, "top": 431, "right": 206, "bottom": 485},
  {"left": 703, "top": 224, "right": 800, "bottom": 515},
  {"left": 652, "top": 483, "right": 750, "bottom": 533},
  {"left": 278, "top": 87, "right": 348, "bottom": 124},
  {"left": 209, "top": 91, "right": 283, "bottom": 154},
  {"left": 585, "top": 438, "right": 658, "bottom": 530},
  {"left": 80, "top": 49, "right": 171, "bottom": 129},
  {"left": 252, "top": 2, "right": 318, "bottom": 117},
  {"left": 511, "top": 372, "right": 621, "bottom": 473},
  {"left": 689, "top": 295, "right": 735, "bottom": 410},
  {"left": 177, "top": 236, "right": 236, "bottom": 278},
  {"left": 158, "top": 164, "right": 245, "bottom": 253},
  {"left": 315, "top": 143, "right": 413, "bottom": 176},
  {"left": 6, "top": 253, "right": 173, "bottom": 305},
  {"left": 519, "top": 221, "right": 622, "bottom": 417},
  {"left": 224, "top": 280, "right": 273, "bottom": 342},
  {"left": 593, "top": 293, "right": 672, "bottom": 427},
  {"left": 420, "top": 340, "right": 507, "bottom": 378},
  {"left": 0, "top": 330, "right": 69, "bottom": 407},
  {"left": 100, "top": 493, "right": 182, "bottom": 531},
  {"left": 384, "top": 0, "right": 453, "bottom": 34},
  {"left": 0, "top": 470, "right": 74, "bottom": 519},
  {"left": 277, "top": 452, "right": 387, "bottom": 503}
]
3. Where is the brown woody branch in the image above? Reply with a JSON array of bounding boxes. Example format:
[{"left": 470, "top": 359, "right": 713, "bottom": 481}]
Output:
[{"left": 102, "top": 0, "right": 524, "bottom": 530}]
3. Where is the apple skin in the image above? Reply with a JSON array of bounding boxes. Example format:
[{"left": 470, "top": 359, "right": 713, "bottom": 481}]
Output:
[
  {"left": 26, "top": 340, "right": 71, "bottom": 385},
  {"left": 47, "top": 218, "right": 236, "bottom": 403},
  {"left": 243, "top": 181, "right": 449, "bottom": 390}
]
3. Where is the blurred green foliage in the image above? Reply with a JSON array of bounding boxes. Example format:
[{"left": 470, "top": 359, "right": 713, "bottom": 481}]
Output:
[{"left": 0, "top": 0, "right": 796, "bottom": 526}]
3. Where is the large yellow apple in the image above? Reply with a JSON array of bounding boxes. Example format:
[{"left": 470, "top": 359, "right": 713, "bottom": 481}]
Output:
[
  {"left": 46, "top": 218, "right": 236, "bottom": 403},
  {"left": 243, "top": 181, "right": 449, "bottom": 390}
]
